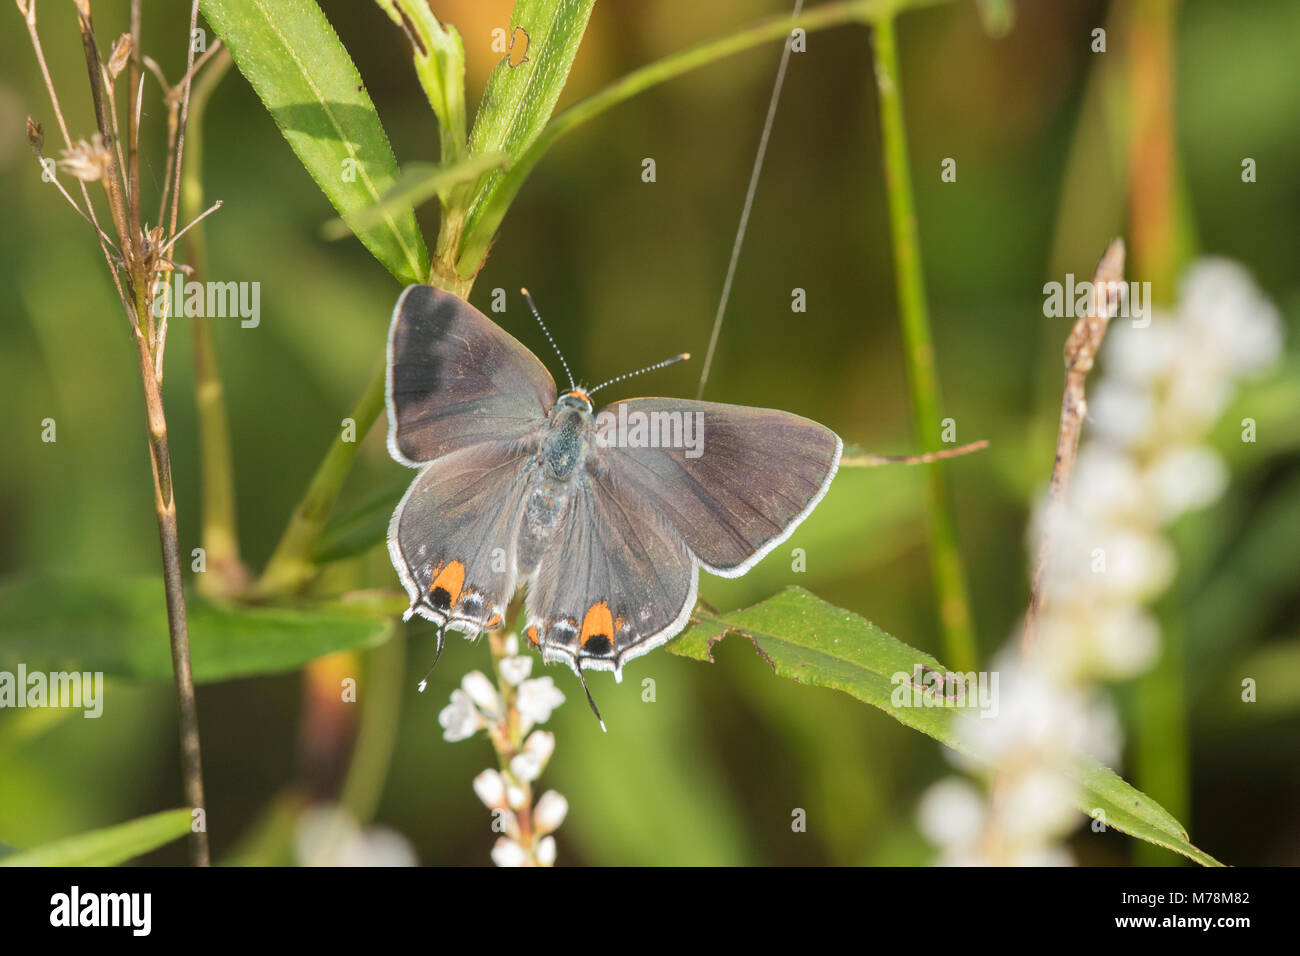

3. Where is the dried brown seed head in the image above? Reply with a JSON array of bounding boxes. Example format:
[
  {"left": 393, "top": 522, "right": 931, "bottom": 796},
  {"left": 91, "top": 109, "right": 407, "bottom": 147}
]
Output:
[
  {"left": 26, "top": 117, "right": 44, "bottom": 154},
  {"left": 59, "top": 133, "right": 112, "bottom": 182},
  {"left": 108, "top": 33, "right": 133, "bottom": 81}
]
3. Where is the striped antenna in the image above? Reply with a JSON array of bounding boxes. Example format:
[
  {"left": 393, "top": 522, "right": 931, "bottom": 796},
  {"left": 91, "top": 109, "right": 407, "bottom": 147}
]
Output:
[
  {"left": 520, "top": 288, "right": 576, "bottom": 391},
  {"left": 588, "top": 352, "right": 691, "bottom": 396}
]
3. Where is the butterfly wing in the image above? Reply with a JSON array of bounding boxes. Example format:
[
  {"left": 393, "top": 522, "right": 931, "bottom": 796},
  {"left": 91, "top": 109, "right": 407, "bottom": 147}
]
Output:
[
  {"left": 386, "top": 285, "right": 557, "bottom": 466},
  {"left": 523, "top": 464, "right": 697, "bottom": 681},
  {"left": 389, "top": 439, "right": 535, "bottom": 634},
  {"left": 595, "top": 398, "right": 841, "bottom": 576}
]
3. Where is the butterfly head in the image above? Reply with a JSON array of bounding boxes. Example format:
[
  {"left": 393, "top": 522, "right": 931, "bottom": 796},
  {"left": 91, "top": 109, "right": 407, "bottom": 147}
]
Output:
[{"left": 555, "top": 388, "right": 593, "bottom": 413}]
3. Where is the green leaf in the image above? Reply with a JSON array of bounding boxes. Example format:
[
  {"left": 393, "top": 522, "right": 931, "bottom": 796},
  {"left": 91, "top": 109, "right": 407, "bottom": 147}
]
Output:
[
  {"left": 201, "top": 0, "right": 428, "bottom": 285},
  {"left": 374, "top": 0, "right": 468, "bottom": 163},
  {"left": 316, "top": 478, "right": 407, "bottom": 563},
  {"left": 0, "top": 809, "right": 192, "bottom": 866},
  {"left": 669, "top": 587, "right": 1222, "bottom": 866},
  {"left": 457, "top": 0, "right": 596, "bottom": 269},
  {"left": 320, "top": 153, "right": 507, "bottom": 241},
  {"left": 0, "top": 574, "right": 392, "bottom": 683}
]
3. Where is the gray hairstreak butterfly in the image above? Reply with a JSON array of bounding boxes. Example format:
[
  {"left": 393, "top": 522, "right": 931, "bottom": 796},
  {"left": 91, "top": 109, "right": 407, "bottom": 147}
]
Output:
[{"left": 385, "top": 286, "right": 841, "bottom": 726}]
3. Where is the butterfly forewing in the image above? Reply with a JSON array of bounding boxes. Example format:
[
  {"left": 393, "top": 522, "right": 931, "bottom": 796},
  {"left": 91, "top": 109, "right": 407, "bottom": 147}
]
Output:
[
  {"left": 596, "top": 399, "right": 841, "bottom": 576},
  {"left": 387, "top": 285, "right": 556, "bottom": 465}
]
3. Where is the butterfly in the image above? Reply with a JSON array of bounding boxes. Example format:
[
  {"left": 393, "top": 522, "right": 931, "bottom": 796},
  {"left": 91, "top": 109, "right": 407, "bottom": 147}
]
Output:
[{"left": 386, "top": 286, "right": 841, "bottom": 725}]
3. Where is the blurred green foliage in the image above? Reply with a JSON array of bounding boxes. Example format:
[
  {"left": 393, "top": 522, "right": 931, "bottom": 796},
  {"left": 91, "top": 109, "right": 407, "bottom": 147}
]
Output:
[{"left": 0, "top": 0, "right": 1297, "bottom": 865}]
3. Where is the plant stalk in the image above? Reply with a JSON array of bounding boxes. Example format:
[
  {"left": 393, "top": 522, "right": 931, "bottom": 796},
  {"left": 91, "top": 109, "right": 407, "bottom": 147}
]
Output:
[
  {"left": 132, "top": 317, "right": 210, "bottom": 867},
  {"left": 180, "top": 47, "right": 246, "bottom": 597},
  {"left": 872, "top": 15, "right": 976, "bottom": 672}
]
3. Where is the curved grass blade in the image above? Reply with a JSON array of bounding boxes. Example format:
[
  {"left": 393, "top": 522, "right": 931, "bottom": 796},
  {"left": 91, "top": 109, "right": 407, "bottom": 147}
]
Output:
[
  {"left": 201, "top": 0, "right": 428, "bottom": 284},
  {"left": 321, "top": 152, "right": 507, "bottom": 241},
  {"left": 1, "top": 809, "right": 192, "bottom": 867}
]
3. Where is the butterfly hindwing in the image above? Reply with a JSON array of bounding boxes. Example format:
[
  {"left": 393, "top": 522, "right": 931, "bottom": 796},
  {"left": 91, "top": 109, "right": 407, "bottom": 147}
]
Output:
[
  {"left": 523, "top": 462, "right": 697, "bottom": 680},
  {"left": 596, "top": 398, "right": 841, "bottom": 576},
  {"left": 389, "top": 439, "right": 534, "bottom": 634},
  {"left": 387, "top": 285, "right": 556, "bottom": 466}
]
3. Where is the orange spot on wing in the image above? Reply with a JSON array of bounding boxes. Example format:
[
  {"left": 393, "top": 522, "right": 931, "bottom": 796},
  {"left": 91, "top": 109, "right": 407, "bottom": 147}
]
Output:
[
  {"left": 486, "top": 613, "right": 502, "bottom": 629},
  {"left": 579, "top": 601, "right": 614, "bottom": 648},
  {"left": 430, "top": 560, "right": 466, "bottom": 605},
  {"left": 614, "top": 614, "right": 626, "bottom": 632},
  {"left": 526, "top": 625, "right": 540, "bottom": 647}
]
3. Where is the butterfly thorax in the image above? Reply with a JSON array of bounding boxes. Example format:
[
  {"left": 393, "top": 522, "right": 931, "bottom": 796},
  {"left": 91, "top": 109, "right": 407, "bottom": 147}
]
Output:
[{"left": 518, "top": 391, "right": 595, "bottom": 573}]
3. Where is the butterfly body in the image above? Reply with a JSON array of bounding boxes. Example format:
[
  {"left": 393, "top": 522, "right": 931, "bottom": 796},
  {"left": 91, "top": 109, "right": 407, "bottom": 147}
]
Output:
[
  {"left": 386, "top": 286, "right": 841, "bottom": 688},
  {"left": 517, "top": 392, "right": 593, "bottom": 572}
]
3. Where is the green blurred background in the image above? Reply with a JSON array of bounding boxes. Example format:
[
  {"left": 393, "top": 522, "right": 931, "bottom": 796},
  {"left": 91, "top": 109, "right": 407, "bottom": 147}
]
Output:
[{"left": 1, "top": 0, "right": 1297, "bottom": 865}]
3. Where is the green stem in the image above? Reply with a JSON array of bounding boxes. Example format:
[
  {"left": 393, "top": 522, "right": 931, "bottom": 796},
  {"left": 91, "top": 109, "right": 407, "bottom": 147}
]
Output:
[
  {"left": 872, "top": 16, "right": 976, "bottom": 672},
  {"left": 339, "top": 628, "right": 405, "bottom": 823},
  {"left": 248, "top": 363, "right": 388, "bottom": 599},
  {"left": 1133, "top": 614, "right": 1189, "bottom": 865},
  {"left": 1127, "top": 0, "right": 1189, "bottom": 866},
  {"left": 183, "top": 48, "right": 245, "bottom": 598}
]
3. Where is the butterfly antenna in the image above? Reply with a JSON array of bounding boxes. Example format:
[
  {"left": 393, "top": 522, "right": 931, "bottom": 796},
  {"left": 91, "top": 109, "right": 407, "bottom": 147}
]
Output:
[
  {"left": 520, "top": 288, "right": 576, "bottom": 391},
  {"left": 417, "top": 626, "right": 447, "bottom": 693},
  {"left": 575, "top": 666, "right": 607, "bottom": 733},
  {"left": 587, "top": 352, "right": 691, "bottom": 396}
]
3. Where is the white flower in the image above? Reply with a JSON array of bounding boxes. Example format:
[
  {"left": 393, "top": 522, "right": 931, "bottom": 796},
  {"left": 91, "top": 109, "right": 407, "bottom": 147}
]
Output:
[
  {"left": 1143, "top": 445, "right": 1227, "bottom": 521},
  {"left": 506, "top": 783, "right": 528, "bottom": 810},
  {"left": 1103, "top": 318, "right": 1179, "bottom": 386},
  {"left": 999, "top": 769, "right": 1079, "bottom": 843},
  {"left": 490, "top": 837, "right": 528, "bottom": 867},
  {"left": 1181, "top": 258, "right": 1284, "bottom": 375},
  {"left": 1089, "top": 380, "right": 1155, "bottom": 450},
  {"left": 461, "top": 670, "right": 501, "bottom": 718},
  {"left": 504, "top": 633, "right": 520, "bottom": 656},
  {"left": 1090, "top": 607, "right": 1161, "bottom": 680},
  {"left": 533, "top": 790, "right": 569, "bottom": 834},
  {"left": 515, "top": 676, "right": 565, "bottom": 727},
  {"left": 473, "top": 769, "right": 507, "bottom": 809},
  {"left": 509, "top": 732, "right": 557, "bottom": 783},
  {"left": 439, "top": 688, "right": 481, "bottom": 742},
  {"left": 1099, "top": 528, "right": 1176, "bottom": 603},
  {"left": 535, "top": 835, "right": 557, "bottom": 866},
  {"left": 295, "top": 805, "right": 417, "bottom": 867},
  {"left": 499, "top": 654, "right": 533, "bottom": 686},
  {"left": 1069, "top": 445, "right": 1145, "bottom": 524},
  {"left": 337, "top": 825, "right": 419, "bottom": 867},
  {"left": 1009, "top": 845, "right": 1075, "bottom": 867},
  {"left": 917, "top": 778, "right": 985, "bottom": 849},
  {"left": 495, "top": 808, "right": 521, "bottom": 841}
]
